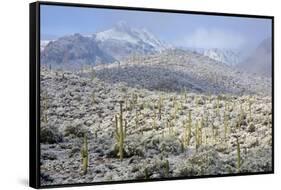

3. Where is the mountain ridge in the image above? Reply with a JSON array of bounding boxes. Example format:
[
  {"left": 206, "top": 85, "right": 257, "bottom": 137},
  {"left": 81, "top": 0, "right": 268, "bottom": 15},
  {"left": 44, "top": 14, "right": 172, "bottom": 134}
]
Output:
[
  {"left": 237, "top": 38, "right": 272, "bottom": 77},
  {"left": 41, "top": 33, "right": 116, "bottom": 67},
  {"left": 41, "top": 22, "right": 169, "bottom": 65}
]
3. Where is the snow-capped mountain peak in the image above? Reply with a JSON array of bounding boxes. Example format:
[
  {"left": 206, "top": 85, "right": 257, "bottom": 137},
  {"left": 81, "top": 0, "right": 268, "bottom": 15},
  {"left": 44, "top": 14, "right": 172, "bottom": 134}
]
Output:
[
  {"left": 95, "top": 21, "right": 168, "bottom": 59},
  {"left": 96, "top": 22, "right": 139, "bottom": 44},
  {"left": 135, "top": 27, "right": 167, "bottom": 50}
]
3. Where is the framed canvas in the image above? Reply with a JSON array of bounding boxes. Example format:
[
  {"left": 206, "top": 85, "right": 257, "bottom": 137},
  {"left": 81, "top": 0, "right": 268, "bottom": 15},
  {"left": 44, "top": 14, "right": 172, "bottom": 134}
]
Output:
[{"left": 29, "top": 1, "right": 274, "bottom": 188}]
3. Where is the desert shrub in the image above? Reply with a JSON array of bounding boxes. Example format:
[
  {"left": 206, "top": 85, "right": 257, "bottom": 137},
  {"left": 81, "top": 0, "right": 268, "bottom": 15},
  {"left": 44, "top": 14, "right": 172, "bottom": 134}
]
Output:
[
  {"left": 40, "top": 126, "right": 63, "bottom": 144},
  {"left": 159, "top": 135, "right": 182, "bottom": 155},
  {"left": 239, "top": 147, "right": 272, "bottom": 173},
  {"left": 41, "top": 152, "right": 57, "bottom": 160},
  {"left": 174, "top": 147, "right": 223, "bottom": 177},
  {"left": 64, "top": 123, "right": 86, "bottom": 137}
]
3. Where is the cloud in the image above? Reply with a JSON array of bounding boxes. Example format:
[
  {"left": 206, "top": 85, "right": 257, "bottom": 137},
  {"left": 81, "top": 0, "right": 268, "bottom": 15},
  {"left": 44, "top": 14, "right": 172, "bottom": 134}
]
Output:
[{"left": 180, "top": 28, "right": 245, "bottom": 49}]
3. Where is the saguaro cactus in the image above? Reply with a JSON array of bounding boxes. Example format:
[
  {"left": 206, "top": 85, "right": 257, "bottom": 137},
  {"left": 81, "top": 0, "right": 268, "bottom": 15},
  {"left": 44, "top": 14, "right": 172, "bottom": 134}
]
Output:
[
  {"left": 144, "top": 167, "right": 149, "bottom": 179},
  {"left": 195, "top": 97, "right": 199, "bottom": 110},
  {"left": 153, "top": 109, "right": 157, "bottom": 130},
  {"left": 223, "top": 111, "right": 228, "bottom": 140},
  {"left": 179, "top": 137, "right": 185, "bottom": 153},
  {"left": 238, "top": 103, "right": 244, "bottom": 129},
  {"left": 172, "top": 96, "right": 176, "bottom": 107},
  {"left": 158, "top": 96, "right": 163, "bottom": 120},
  {"left": 166, "top": 119, "right": 171, "bottom": 135},
  {"left": 81, "top": 133, "right": 89, "bottom": 175},
  {"left": 132, "top": 93, "right": 138, "bottom": 106},
  {"left": 195, "top": 120, "right": 199, "bottom": 150},
  {"left": 114, "top": 101, "right": 127, "bottom": 161},
  {"left": 248, "top": 97, "right": 252, "bottom": 122},
  {"left": 225, "top": 99, "right": 230, "bottom": 112},
  {"left": 91, "top": 91, "right": 95, "bottom": 104},
  {"left": 172, "top": 101, "right": 179, "bottom": 121},
  {"left": 216, "top": 98, "right": 220, "bottom": 117},
  {"left": 164, "top": 160, "right": 170, "bottom": 177},
  {"left": 236, "top": 136, "right": 241, "bottom": 172},
  {"left": 183, "top": 88, "right": 187, "bottom": 101},
  {"left": 186, "top": 110, "right": 192, "bottom": 146},
  {"left": 135, "top": 109, "right": 139, "bottom": 129},
  {"left": 199, "top": 119, "right": 203, "bottom": 145}
]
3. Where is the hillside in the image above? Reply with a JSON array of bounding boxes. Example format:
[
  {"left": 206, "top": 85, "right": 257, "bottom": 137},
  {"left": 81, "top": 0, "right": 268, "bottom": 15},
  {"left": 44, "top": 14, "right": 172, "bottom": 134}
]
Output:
[
  {"left": 90, "top": 49, "right": 271, "bottom": 96},
  {"left": 40, "top": 66, "right": 272, "bottom": 185}
]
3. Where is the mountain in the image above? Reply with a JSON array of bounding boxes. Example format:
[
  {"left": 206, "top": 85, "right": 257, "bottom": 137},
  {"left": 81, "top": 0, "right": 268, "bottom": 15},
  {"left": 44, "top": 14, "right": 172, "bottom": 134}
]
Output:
[
  {"left": 202, "top": 48, "right": 243, "bottom": 66},
  {"left": 95, "top": 21, "right": 168, "bottom": 60},
  {"left": 91, "top": 49, "right": 271, "bottom": 96},
  {"left": 238, "top": 38, "right": 272, "bottom": 77},
  {"left": 41, "top": 33, "right": 116, "bottom": 67},
  {"left": 40, "top": 22, "right": 169, "bottom": 66}
]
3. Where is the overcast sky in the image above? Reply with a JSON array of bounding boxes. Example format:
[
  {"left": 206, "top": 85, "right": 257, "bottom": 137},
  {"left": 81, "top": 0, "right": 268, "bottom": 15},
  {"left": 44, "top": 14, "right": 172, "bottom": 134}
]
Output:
[{"left": 41, "top": 5, "right": 272, "bottom": 50}]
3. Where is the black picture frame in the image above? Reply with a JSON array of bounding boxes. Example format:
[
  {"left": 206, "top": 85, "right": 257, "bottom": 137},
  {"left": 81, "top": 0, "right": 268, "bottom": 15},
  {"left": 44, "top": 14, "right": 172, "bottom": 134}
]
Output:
[{"left": 30, "top": 1, "right": 274, "bottom": 189}]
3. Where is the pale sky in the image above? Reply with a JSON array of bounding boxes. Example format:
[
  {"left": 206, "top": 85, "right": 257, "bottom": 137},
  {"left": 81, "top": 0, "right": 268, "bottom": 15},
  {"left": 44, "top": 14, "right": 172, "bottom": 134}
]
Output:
[{"left": 41, "top": 4, "right": 272, "bottom": 50}]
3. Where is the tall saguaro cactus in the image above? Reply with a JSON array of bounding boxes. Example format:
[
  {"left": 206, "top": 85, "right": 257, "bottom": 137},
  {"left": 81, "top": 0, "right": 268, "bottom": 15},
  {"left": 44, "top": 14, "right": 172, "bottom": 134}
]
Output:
[
  {"left": 195, "top": 120, "right": 199, "bottom": 150},
  {"left": 216, "top": 97, "right": 220, "bottom": 117},
  {"left": 248, "top": 97, "right": 252, "bottom": 122},
  {"left": 199, "top": 119, "right": 203, "bottom": 145},
  {"left": 223, "top": 111, "right": 228, "bottom": 140},
  {"left": 187, "top": 110, "right": 192, "bottom": 146},
  {"left": 114, "top": 101, "right": 127, "bottom": 161},
  {"left": 135, "top": 109, "right": 139, "bottom": 129},
  {"left": 158, "top": 96, "right": 163, "bottom": 120},
  {"left": 153, "top": 109, "right": 157, "bottom": 130},
  {"left": 81, "top": 133, "right": 89, "bottom": 175},
  {"left": 236, "top": 136, "right": 241, "bottom": 172},
  {"left": 238, "top": 103, "right": 244, "bottom": 129},
  {"left": 164, "top": 160, "right": 170, "bottom": 177},
  {"left": 91, "top": 91, "right": 96, "bottom": 104}
]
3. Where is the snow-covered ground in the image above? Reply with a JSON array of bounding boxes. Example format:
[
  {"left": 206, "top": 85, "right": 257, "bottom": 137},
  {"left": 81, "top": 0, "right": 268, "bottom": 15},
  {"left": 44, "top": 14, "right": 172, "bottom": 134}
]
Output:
[{"left": 39, "top": 53, "right": 272, "bottom": 185}]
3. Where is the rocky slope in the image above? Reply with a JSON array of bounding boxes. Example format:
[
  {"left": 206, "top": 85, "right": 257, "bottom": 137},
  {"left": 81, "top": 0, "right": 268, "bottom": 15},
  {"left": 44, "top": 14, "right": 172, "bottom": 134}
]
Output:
[
  {"left": 91, "top": 49, "right": 271, "bottom": 96},
  {"left": 40, "top": 64, "right": 272, "bottom": 186}
]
